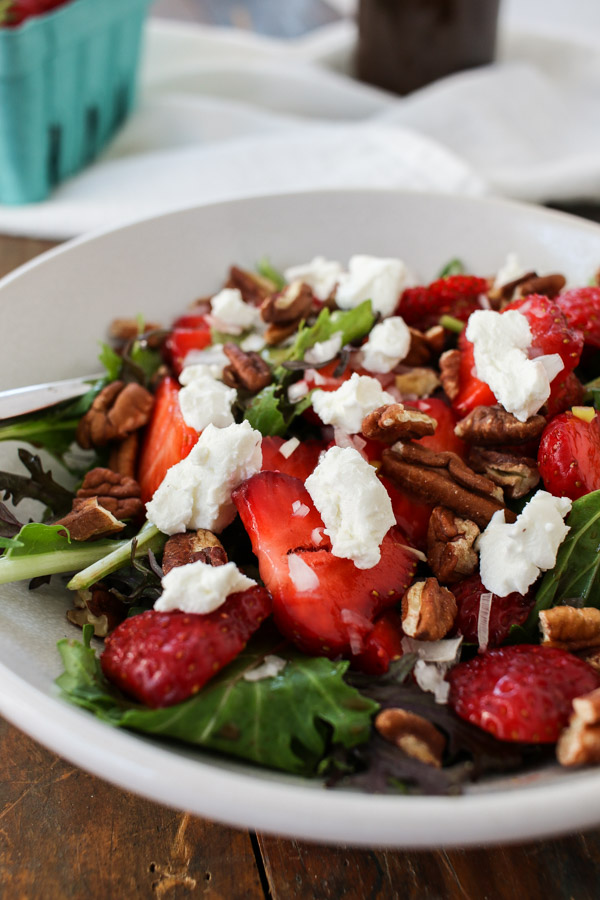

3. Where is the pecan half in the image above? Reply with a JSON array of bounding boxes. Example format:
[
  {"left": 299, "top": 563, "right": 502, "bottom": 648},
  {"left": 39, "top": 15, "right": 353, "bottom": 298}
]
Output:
[
  {"left": 162, "top": 529, "right": 228, "bottom": 575},
  {"left": 263, "top": 320, "right": 299, "bottom": 346},
  {"left": 518, "top": 273, "right": 566, "bottom": 299},
  {"left": 579, "top": 647, "right": 600, "bottom": 673},
  {"left": 394, "top": 368, "right": 441, "bottom": 399},
  {"left": 381, "top": 442, "right": 511, "bottom": 529},
  {"left": 401, "top": 578, "right": 457, "bottom": 641},
  {"left": 260, "top": 280, "right": 313, "bottom": 325},
  {"left": 427, "top": 506, "right": 480, "bottom": 585},
  {"left": 455, "top": 405, "right": 546, "bottom": 445},
  {"left": 56, "top": 497, "right": 125, "bottom": 541},
  {"left": 439, "top": 349, "right": 461, "bottom": 402},
  {"left": 108, "top": 433, "right": 139, "bottom": 480},
  {"left": 361, "top": 404, "right": 437, "bottom": 443},
  {"left": 557, "top": 687, "right": 600, "bottom": 767},
  {"left": 468, "top": 447, "right": 540, "bottom": 499},
  {"left": 375, "top": 708, "right": 446, "bottom": 767},
  {"left": 109, "top": 318, "right": 163, "bottom": 348},
  {"left": 67, "top": 583, "right": 127, "bottom": 637},
  {"left": 76, "top": 467, "right": 144, "bottom": 520},
  {"left": 221, "top": 342, "right": 272, "bottom": 393},
  {"left": 226, "top": 265, "right": 275, "bottom": 305},
  {"left": 403, "top": 328, "right": 432, "bottom": 367},
  {"left": 488, "top": 270, "right": 536, "bottom": 304},
  {"left": 539, "top": 607, "right": 600, "bottom": 652},
  {"left": 76, "top": 381, "right": 154, "bottom": 449}
]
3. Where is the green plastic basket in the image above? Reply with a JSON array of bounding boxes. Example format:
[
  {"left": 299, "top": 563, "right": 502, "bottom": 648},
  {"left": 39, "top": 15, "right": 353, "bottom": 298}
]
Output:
[{"left": 0, "top": 0, "right": 151, "bottom": 205}]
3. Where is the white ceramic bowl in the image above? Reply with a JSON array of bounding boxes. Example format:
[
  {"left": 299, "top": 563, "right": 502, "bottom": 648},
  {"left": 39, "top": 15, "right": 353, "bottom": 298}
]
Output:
[{"left": 1, "top": 190, "right": 600, "bottom": 848}]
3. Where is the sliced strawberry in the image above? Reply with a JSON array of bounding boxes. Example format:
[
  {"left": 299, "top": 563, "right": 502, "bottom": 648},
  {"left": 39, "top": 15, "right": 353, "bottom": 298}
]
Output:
[
  {"left": 101, "top": 586, "right": 271, "bottom": 708},
  {"left": 351, "top": 610, "right": 404, "bottom": 675},
  {"left": 164, "top": 313, "right": 212, "bottom": 375},
  {"left": 448, "top": 645, "right": 600, "bottom": 743},
  {"left": 451, "top": 574, "right": 535, "bottom": 648},
  {"left": 378, "top": 474, "right": 432, "bottom": 550},
  {"left": 398, "top": 275, "right": 488, "bottom": 330},
  {"left": 556, "top": 286, "right": 600, "bottom": 349},
  {"left": 138, "top": 376, "right": 198, "bottom": 503},
  {"left": 406, "top": 397, "right": 467, "bottom": 458},
  {"left": 260, "top": 436, "right": 326, "bottom": 482},
  {"left": 508, "top": 294, "right": 584, "bottom": 375},
  {"left": 233, "top": 471, "right": 416, "bottom": 658},
  {"left": 538, "top": 410, "right": 600, "bottom": 500},
  {"left": 451, "top": 333, "right": 497, "bottom": 418},
  {"left": 544, "top": 371, "right": 585, "bottom": 419}
]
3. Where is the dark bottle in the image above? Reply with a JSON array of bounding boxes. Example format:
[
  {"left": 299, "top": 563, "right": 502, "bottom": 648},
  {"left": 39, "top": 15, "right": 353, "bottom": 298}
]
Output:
[{"left": 356, "top": 0, "right": 500, "bottom": 96}]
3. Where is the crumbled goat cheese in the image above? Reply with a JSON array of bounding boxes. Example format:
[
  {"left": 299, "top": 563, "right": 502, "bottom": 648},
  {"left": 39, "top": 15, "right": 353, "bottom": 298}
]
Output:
[
  {"left": 305, "top": 446, "right": 395, "bottom": 569},
  {"left": 493, "top": 252, "right": 526, "bottom": 292},
  {"left": 155, "top": 560, "right": 256, "bottom": 615},
  {"left": 401, "top": 635, "right": 463, "bottom": 704},
  {"left": 311, "top": 372, "right": 395, "bottom": 434},
  {"left": 279, "top": 436, "right": 300, "bottom": 459},
  {"left": 361, "top": 316, "right": 411, "bottom": 373},
  {"left": 284, "top": 256, "right": 343, "bottom": 302},
  {"left": 240, "top": 332, "right": 266, "bottom": 353},
  {"left": 243, "top": 655, "right": 287, "bottom": 682},
  {"left": 180, "top": 344, "right": 229, "bottom": 377},
  {"left": 178, "top": 369, "right": 236, "bottom": 432},
  {"left": 335, "top": 255, "right": 415, "bottom": 318},
  {"left": 478, "top": 490, "right": 572, "bottom": 596},
  {"left": 304, "top": 331, "right": 343, "bottom": 365},
  {"left": 466, "top": 309, "right": 564, "bottom": 422},
  {"left": 210, "top": 288, "right": 260, "bottom": 330},
  {"left": 146, "top": 421, "right": 262, "bottom": 534}
]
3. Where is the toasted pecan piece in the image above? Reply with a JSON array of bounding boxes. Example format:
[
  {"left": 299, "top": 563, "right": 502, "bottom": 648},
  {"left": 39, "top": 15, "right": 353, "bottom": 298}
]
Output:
[
  {"left": 394, "top": 368, "right": 440, "bottom": 399},
  {"left": 375, "top": 708, "right": 446, "bottom": 767},
  {"left": 540, "top": 607, "right": 600, "bottom": 652},
  {"left": 260, "top": 280, "right": 313, "bottom": 325},
  {"left": 381, "top": 442, "right": 511, "bottom": 529},
  {"left": 401, "top": 577, "right": 457, "bottom": 641},
  {"left": 439, "top": 349, "right": 461, "bottom": 402},
  {"left": 221, "top": 342, "right": 272, "bottom": 393},
  {"left": 226, "top": 265, "right": 275, "bottom": 305},
  {"left": 362, "top": 403, "right": 437, "bottom": 443},
  {"left": 455, "top": 405, "right": 546, "bottom": 446},
  {"left": 67, "top": 583, "right": 128, "bottom": 637},
  {"left": 557, "top": 687, "right": 600, "bottom": 767},
  {"left": 76, "top": 381, "right": 154, "bottom": 449},
  {"left": 468, "top": 447, "right": 540, "bottom": 500},
  {"left": 56, "top": 497, "right": 125, "bottom": 541},
  {"left": 518, "top": 273, "right": 566, "bottom": 299},
  {"left": 162, "top": 530, "right": 228, "bottom": 575},
  {"left": 427, "top": 506, "right": 480, "bottom": 585}
]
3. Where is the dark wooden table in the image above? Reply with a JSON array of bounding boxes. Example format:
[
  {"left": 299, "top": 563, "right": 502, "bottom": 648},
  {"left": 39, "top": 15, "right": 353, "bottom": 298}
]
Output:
[{"left": 2, "top": 3, "right": 600, "bottom": 897}]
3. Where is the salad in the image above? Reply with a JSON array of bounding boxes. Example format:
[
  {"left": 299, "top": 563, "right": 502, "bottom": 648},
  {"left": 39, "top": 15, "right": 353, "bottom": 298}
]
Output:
[{"left": 1, "top": 251, "right": 600, "bottom": 794}]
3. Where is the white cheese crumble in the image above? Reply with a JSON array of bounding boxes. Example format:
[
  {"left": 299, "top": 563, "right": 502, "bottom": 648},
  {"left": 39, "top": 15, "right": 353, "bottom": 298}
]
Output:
[
  {"left": 466, "top": 309, "right": 564, "bottom": 422},
  {"left": 401, "top": 635, "right": 463, "bottom": 704},
  {"left": 284, "top": 256, "right": 342, "bottom": 302},
  {"left": 335, "top": 255, "right": 415, "bottom": 318},
  {"left": 243, "top": 654, "right": 287, "bottom": 682},
  {"left": 361, "top": 316, "right": 411, "bottom": 373},
  {"left": 181, "top": 344, "right": 229, "bottom": 376},
  {"left": 240, "top": 332, "right": 266, "bottom": 353},
  {"left": 304, "top": 331, "right": 343, "bottom": 365},
  {"left": 311, "top": 372, "right": 395, "bottom": 434},
  {"left": 178, "top": 369, "right": 236, "bottom": 432},
  {"left": 210, "top": 288, "right": 260, "bottom": 330},
  {"left": 305, "top": 446, "right": 395, "bottom": 569},
  {"left": 478, "top": 490, "right": 572, "bottom": 597},
  {"left": 146, "top": 420, "right": 262, "bottom": 535},
  {"left": 155, "top": 559, "right": 256, "bottom": 615},
  {"left": 279, "top": 436, "right": 300, "bottom": 459}
]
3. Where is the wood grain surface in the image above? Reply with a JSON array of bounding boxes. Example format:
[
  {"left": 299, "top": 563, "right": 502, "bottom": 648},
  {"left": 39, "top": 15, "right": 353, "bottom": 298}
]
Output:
[{"left": 2, "top": 1, "right": 600, "bottom": 897}]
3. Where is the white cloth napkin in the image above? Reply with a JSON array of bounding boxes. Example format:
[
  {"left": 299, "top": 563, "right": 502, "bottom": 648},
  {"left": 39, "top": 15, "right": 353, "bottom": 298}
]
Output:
[{"left": 1, "top": 0, "right": 599, "bottom": 239}]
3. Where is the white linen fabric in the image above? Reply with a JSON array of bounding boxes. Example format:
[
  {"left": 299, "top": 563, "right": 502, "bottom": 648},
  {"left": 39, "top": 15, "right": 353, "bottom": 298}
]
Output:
[{"left": 0, "top": 0, "right": 599, "bottom": 238}]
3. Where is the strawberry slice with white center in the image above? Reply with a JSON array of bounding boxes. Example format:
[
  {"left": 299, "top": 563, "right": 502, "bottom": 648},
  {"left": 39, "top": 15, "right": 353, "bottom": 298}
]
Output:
[{"left": 233, "top": 471, "right": 416, "bottom": 658}]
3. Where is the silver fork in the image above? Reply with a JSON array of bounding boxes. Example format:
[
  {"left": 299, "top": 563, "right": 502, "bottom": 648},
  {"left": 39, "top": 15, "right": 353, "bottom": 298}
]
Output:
[{"left": 0, "top": 375, "right": 103, "bottom": 421}]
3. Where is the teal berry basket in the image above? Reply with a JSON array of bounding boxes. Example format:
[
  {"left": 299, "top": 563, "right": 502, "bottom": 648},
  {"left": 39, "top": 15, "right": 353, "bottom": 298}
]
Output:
[{"left": 0, "top": 0, "right": 152, "bottom": 205}]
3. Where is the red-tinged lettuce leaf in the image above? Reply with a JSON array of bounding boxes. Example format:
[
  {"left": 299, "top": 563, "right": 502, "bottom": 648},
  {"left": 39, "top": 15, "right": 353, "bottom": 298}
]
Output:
[
  {"left": 509, "top": 490, "right": 600, "bottom": 643},
  {"left": 56, "top": 631, "right": 379, "bottom": 776}
]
